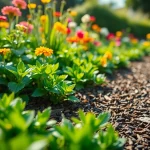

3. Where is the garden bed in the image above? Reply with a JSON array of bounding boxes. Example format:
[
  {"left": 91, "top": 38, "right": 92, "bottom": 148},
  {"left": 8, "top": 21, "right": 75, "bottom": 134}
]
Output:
[{"left": 26, "top": 56, "right": 150, "bottom": 149}]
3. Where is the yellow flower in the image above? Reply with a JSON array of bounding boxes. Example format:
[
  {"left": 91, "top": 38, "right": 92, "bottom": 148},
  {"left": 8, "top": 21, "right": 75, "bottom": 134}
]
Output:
[
  {"left": 35, "top": 46, "right": 53, "bottom": 56},
  {"left": 82, "top": 45, "right": 88, "bottom": 51},
  {"left": 104, "top": 51, "right": 112, "bottom": 60},
  {"left": 40, "top": 15, "right": 48, "bottom": 24},
  {"left": 146, "top": 33, "right": 150, "bottom": 40},
  {"left": 116, "top": 31, "right": 122, "bottom": 37},
  {"left": 28, "top": 3, "right": 36, "bottom": 9},
  {"left": 70, "top": 11, "right": 77, "bottom": 17},
  {"left": 41, "top": 0, "right": 51, "bottom": 4},
  {"left": 0, "top": 48, "right": 11, "bottom": 55},
  {"left": 54, "top": 22, "right": 67, "bottom": 34},
  {"left": 143, "top": 41, "right": 150, "bottom": 47},
  {"left": 100, "top": 57, "right": 107, "bottom": 67},
  {"left": 0, "top": 21, "right": 9, "bottom": 28}
]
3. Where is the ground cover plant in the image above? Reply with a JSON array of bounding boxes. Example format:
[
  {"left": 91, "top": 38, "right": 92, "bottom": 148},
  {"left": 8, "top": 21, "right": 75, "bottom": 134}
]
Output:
[{"left": 0, "top": 0, "right": 150, "bottom": 149}]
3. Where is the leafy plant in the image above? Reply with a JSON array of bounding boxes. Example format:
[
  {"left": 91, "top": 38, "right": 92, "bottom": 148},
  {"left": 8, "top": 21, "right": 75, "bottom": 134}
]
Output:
[{"left": 0, "top": 94, "right": 126, "bottom": 150}]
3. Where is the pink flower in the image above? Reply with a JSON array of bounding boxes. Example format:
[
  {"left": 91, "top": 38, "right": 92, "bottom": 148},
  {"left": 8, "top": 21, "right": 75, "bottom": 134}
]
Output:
[
  {"left": 115, "top": 39, "right": 121, "bottom": 47},
  {"left": 93, "top": 41, "right": 101, "bottom": 47},
  {"left": 19, "top": 21, "right": 33, "bottom": 33},
  {"left": 1, "top": 6, "right": 21, "bottom": 17},
  {"left": 76, "top": 30, "right": 84, "bottom": 39},
  {"left": 0, "top": 15, "right": 7, "bottom": 21},
  {"left": 12, "top": 0, "right": 27, "bottom": 9},
  {"left": 67, "top": 18, "right": 72, "bottom": 23},
  {"left": 106, "top": 33, "right": 115, "bottom": 40}
]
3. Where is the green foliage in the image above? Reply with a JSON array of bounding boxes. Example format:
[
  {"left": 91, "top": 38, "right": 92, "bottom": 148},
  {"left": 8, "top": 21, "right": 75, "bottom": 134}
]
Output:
[
  {"left": 0, "top": 94, "right": 125, "bottom": 150},
  {"left": 126, "top": 0, "right": 150, "bottom": 16}
]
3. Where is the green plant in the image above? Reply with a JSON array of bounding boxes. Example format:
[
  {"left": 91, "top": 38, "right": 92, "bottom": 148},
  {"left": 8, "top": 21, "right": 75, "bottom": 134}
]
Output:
[{"left": 0, "top": 94, "right": 126, "bottom": 150}]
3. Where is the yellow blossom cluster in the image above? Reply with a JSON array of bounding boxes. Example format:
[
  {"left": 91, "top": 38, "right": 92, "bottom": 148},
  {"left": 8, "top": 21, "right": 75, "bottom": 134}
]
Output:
[
  {"left": 0, "top": 48, "right": 11, "bottom": 55},
  {"left": 100, "top": 51, "right": 112, "bottom": 67},
  {"left": 0, "top": 21, "right": 9, "bottom": 28},
  {"left": 28, "top": 3, "right": 36, "bottom": 9},
  {"left": 54, "top": 22, "right": 67, "bottom": 34},
  {"left": 35, "top": 46, "right": 53, "bottom": 56},
  {"left": 41, "top": 0, "right": 51, "bottom": 4}
]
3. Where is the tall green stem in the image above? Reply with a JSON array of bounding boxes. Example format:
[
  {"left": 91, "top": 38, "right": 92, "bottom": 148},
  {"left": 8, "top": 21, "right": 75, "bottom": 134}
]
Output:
[{"left": 46, "top": 7, "right": 53, "bottom": 47}]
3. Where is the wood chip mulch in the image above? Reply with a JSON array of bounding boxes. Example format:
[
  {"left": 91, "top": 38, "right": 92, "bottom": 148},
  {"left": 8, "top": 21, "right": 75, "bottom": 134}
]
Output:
[{"left": 26, "top": 56, "right": 150, "bottom": 150}]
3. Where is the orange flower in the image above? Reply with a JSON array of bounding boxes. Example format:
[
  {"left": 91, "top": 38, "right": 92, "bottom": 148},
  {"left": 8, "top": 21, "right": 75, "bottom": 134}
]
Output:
[
  {"left": 28, "top": 3, "right": 36, "bottom": 9},
  {"left": 131, "top": 38, "right": 138, "bottom": 44},
  {"left": 146, "top": 33, "right": 150, "bottom": 40},
  {"left": 41, "top": 0, "right": 51, "bottom": 4},
  {"left": 35, "top": 46, "right": 53, "bottom": 56},
  {"left": 104, "top": 51, "right": 112, "bottom": 60},
  {"left": 0, "top": 21, "right": 9, "bottom": 28},
  {"left": 116, "top": 31, "right": 122, "bottom": 37},
  {"left": 82, "top": 37, "right": 94, "bottom": 43},
  {"left": 92, "top": 24, "right": 100, "bottom": 32},
  {"left": 67, "top": 36, "right": 79, "bottom": 43},
  {"left": 0, "top": 48, "right": 11, "bottom": 55},
  {"left": 100, "top": 57, "right": 107, "bottom": 67},
  {"left": 54, "top": 22, "right": 67, "bottom": 34}
]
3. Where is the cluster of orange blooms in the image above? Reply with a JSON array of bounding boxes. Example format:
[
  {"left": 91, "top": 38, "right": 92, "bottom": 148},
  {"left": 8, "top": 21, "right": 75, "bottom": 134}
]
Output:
[
  {"left": 92, "top": 24, "right": 101, "bottom": 32},
  {"left": 100, "top": 51, "right": 112, "bottom": 67},
  {"left": 0, "top": 48, "right": 11, "bottom": 55},
  {"left": 35, "top": 46, "right": 53, "bottom": 57},
  {"left": 67, "top": 36, "right": 93, "bottom": 44}
]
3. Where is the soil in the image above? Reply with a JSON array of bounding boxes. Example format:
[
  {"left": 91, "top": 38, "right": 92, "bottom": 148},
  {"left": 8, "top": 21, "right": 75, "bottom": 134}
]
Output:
[{"left": 26, "top": 56, "right": 150, "bottom": 150}]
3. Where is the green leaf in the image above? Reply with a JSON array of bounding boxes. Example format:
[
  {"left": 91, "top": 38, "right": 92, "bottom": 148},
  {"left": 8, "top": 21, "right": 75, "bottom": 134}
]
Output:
[
  {"left": 5, "top": 65, "right": 18, "bottom": 77},
  {"left": 32, "top": 88, "right": 46, "bottom": 97},
  {"left": 36, "top": 61, "right": 41, "bottom": 68},
  {"left": 8, "top": 82, "right": 25, "bottom": 93},
  {"left": 97, "top": 112, "right": 111, "bottom": 126},
  {"left": 67, "top": 95, "right": 80, "bottom": 102},
  {"left": 17, "top": 61, "right": 26, "bottom": 74}
]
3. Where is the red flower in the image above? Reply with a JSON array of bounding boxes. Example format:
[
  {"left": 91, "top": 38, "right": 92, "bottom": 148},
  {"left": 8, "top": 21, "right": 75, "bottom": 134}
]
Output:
[
  {"left": 76, "top": 30, "right": 84, "bottom": 39},
  {"left": 90, "top": 16, "right": 96, "bottom": 22},
  {"left": 67, "top": 28, "right": 71, "bottom": 35},
  {"left": 1, "top": 6, "right": 21, "bottom": 17},
  {"left": 0, "top": 16, "right": 7, "bottom": 21},
  {"left": 53, "top": 12, "right": 61, "bottom": 17},
  {"left": 106, "top": 33, "right": 115, "bottom": 40}
]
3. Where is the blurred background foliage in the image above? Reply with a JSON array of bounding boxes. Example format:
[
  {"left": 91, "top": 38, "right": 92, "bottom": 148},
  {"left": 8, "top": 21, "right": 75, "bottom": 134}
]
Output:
[{"left": 0, "top": 0, "right": 150, "bottom": 38}]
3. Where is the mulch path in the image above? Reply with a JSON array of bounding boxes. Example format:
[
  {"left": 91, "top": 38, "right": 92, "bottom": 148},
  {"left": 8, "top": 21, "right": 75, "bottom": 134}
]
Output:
[{"left": 26, "top": 56, "right": 150, "bottom": 150}]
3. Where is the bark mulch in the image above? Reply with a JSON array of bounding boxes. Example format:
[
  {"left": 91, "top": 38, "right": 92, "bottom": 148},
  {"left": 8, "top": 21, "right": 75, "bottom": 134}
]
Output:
[{"left": 26, "top": 56, "right": 150, "bottom": 150}]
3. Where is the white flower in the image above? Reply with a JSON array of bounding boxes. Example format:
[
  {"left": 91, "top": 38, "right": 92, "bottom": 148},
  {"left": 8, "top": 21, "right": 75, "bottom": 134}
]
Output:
[
  {"left": 81, "top": 14, "right": 90, "bottom": 23},
  {"left": 100, "top": 27, "right": 109, "bottom": 36},
  {"left": 68, "top": 21, "right": 77, "bottom": 28},
  {"left": 122, "top": 37, "right": 130, "bottom": 43}
]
